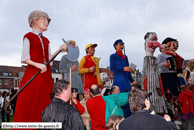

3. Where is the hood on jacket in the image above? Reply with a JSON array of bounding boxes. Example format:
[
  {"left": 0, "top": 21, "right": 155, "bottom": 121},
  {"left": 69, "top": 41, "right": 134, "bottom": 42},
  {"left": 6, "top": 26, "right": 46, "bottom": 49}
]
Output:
[{"left": 182, "top": 90, "right": 193, "bottom": 97}]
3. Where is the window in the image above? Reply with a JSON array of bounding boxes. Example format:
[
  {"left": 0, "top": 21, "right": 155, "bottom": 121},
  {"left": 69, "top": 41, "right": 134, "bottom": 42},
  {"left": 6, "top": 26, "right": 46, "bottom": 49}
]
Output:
[
  {"left": 15, "top": 80, "right": 18, "bottom": 87},
  {"left": 3, "top": 73, "right": 8, "bottom": 76},
  {"left": 0, "top": 80, "right": 2, "bottom": 85},
  {"left": 18, "top": 79, "right": 21, "bottom": 87},
  {"left": 9, "top": 73, "right": 12, "bottom": 76},
  {"left": 4, "top": 80, "right": 8, "bottom": 85}
]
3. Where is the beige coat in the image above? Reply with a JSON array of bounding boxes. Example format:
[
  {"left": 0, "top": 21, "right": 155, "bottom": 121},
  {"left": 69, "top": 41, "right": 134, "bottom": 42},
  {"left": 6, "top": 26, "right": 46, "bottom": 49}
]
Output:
[{"left": 80, "top": 99, "right": 90, "bottom": 130}]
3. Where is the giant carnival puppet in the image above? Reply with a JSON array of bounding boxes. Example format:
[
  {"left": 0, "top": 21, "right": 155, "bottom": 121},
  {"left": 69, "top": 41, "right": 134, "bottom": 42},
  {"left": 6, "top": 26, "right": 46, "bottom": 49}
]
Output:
[
  {"left": 162, "top": 37, "right": 186, "bottom": 87},
  {"left": 157, "top": 43, "right": 180, "bottom": 96},
  {"left": 14, "top": 10, "right": 67, "bottom": 123},
  {"left": 59, "top": 40, "right": 84, "bottom": 96},
  {"left": 141, "top": 32, "right": 167, "bottom": 114},
  {"left": 110, "top": 39, "right": 135, "bottom": 117},
  {"left": 79, "top": 44, "right": 102, "bottom": 89},
  {"left": 186, "top": 59, "right": 194, "bottom": 92}
]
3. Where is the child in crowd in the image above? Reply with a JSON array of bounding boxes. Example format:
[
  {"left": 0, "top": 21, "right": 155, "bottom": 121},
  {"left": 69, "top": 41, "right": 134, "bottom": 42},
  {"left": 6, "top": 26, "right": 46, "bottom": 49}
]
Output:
[
  {"left": 165, "top": 88, "right": 174, "bottom": 120},
  {"left": 165, "top": 88, "right": 174, "bottom": 103},
  {"left": 174, "top": 107, "right": 182, "bottom": 130},
  {"left": 106, "top": 115, "right": 124, "bottom": 130},
  {"left": 172, "top": 97, "right": 182, "bottom": 130}
]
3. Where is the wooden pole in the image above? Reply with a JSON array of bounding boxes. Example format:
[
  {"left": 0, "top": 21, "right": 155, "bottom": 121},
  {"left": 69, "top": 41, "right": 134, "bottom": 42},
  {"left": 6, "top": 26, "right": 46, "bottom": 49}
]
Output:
[{"left": 124, "top": 44, "right": 125, "bottom": 55}]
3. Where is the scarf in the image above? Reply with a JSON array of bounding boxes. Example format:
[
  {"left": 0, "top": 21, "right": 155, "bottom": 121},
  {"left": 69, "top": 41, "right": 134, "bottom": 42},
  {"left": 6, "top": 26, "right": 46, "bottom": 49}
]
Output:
[{"left": 116, "top": 51, "right": 126, "bottom": 60}]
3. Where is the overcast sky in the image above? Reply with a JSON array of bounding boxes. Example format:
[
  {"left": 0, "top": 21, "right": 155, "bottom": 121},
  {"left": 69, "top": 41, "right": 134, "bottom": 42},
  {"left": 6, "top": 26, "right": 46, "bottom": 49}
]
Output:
[{"left": 0, "top": 0, "right": 194, "bottom": 71}]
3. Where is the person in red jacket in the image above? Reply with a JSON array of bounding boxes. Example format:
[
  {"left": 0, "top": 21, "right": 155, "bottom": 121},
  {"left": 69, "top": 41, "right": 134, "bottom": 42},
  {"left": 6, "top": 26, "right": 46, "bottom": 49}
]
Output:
[
  {"left": 14, "top": 10, "right": 67, "bottom": 123},
  {"left": 179, "top": 84, "right": 194, "bottom": 130},
  {"left": 86, "top": 84, "right": 106, "bottom": 130},
  {"left": 70, "top": 88, "right": 85, "bottom": 115}
]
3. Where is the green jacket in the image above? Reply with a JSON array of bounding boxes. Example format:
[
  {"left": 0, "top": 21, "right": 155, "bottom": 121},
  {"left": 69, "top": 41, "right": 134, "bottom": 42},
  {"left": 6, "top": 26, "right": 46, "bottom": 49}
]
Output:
[{"left": 103, "top": 92, "right": 129, "bottom": 124}]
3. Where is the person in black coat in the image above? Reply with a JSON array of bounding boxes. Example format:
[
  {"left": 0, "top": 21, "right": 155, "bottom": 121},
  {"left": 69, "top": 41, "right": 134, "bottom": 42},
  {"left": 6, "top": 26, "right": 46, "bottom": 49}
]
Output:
[
  {"left": 10, "top": 89, "right": 17, "bottom": 117},
  {"left": 119, "top": 88, "right": 177, "bottom": 130},
  {"left": 41, "top": 79, "right": 86, "bottom": 130}
]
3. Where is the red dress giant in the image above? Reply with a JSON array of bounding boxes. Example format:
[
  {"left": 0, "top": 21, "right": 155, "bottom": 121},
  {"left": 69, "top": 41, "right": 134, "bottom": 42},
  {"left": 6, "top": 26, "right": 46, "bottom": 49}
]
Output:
[{"left": 14, "top": 32, "right": 53, "bottom": 122}]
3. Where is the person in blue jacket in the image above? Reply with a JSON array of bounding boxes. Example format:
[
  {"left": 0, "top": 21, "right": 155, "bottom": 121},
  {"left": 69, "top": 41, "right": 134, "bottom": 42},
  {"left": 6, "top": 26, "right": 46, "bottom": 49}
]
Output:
[{"left": 110, "top": 39, "right": 136, "bottom": 117}]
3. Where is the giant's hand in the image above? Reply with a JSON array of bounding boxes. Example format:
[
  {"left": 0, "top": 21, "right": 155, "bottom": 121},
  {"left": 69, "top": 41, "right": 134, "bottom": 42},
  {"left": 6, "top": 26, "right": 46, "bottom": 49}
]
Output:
[
  {"left": 89, "top": 66, "right": 96, "bottom": 73},
  {"left": 163, "top": 61, "right": 170, "bottom": 68},
  {"left": 35, "top": 63, "right": 47, "bottom": 73},
  {"left": 132, "top": 81, "right": 137, "bottom": 84},
  {"left": 59, "top": 43, "right": 67, "bottom": 52},
  {"left": 124, "top": 67, "right": 132, "bottom": 72},
  {"left": 71, "top": 63, "right": 77, "bottom": 71}
]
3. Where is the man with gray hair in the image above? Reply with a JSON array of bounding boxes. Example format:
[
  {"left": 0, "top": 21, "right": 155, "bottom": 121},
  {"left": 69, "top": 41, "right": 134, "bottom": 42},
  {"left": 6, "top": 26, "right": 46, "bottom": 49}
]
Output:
[
  {"left": 41, "top": 79, "right": 86, "bottom": 130},
  {"left": 111, "top": 86, "right": 120, "bottom": 94},
  {"left": 14, "top": 10, "right": 67, "bottom": 123}
]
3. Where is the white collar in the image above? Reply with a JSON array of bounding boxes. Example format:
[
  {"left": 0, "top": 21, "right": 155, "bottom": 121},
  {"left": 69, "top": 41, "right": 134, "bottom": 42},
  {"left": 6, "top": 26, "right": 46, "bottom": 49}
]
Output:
[{"left": 32, "top": 29, "right": 42, "bottom": 36}]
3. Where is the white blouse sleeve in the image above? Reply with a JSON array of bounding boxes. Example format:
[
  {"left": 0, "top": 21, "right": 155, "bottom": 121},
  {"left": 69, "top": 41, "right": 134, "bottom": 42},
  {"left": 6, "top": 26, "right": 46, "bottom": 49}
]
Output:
[{"left": 21, "top": 38, "right": 30, "bottom": 63}]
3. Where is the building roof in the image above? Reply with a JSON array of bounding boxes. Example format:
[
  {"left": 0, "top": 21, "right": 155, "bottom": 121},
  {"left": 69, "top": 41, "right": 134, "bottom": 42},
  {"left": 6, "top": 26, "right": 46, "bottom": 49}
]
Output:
[
  {"left": 0, "top": 65, "right": 12, "bottom": 77},
  {"left": 0, "top": 65, "right": 25, "bottom": 77},
  {"left": 7, "top": 66, "right": 25, "bottom": 77}
]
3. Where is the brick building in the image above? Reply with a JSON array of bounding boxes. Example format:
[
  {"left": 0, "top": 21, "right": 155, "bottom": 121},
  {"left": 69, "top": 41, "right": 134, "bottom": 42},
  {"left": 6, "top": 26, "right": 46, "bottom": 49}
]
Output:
[{"left": 0, "top": 65, "right": 25, "bottom": 90}]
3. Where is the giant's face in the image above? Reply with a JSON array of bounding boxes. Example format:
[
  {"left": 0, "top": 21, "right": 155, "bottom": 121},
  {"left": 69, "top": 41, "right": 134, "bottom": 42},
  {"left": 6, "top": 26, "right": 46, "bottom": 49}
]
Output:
[
  {"left": 161, "top": 44, "right": 169, "bottom": 54},
  {"left": 35, "top": 17, "right": 49, "bottom": 32},
  {"left": 87, "top": 46, "right": 95, "bottom": 55},
  {"left": 115, "top": 43, "right": 124, "bottom": 52},
  {"left": 70, "top": 42, "right": 76, "bottom": 48},
  {"left": 145, "top": 33, "right": 159, "bottom": 53},
  {"left": 169, "top": 41, "right": 178, "bottom": 52}
]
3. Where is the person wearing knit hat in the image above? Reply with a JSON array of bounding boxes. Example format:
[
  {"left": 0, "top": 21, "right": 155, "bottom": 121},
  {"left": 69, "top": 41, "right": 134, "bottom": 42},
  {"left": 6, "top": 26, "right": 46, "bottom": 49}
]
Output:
[
  {"left": 14, "top": 10, "right": 67, "bottom": 123},
  {"left": 80, "top": 89, "right": 91, "bottom": 130},
  {"left": 110, "top": 39, "right": 136, "bottom": 118},
  {"left": 78, "top": 43, "right": 102, "bottom": 90},
  {"left": 162, "top": 37, "right": 186, "bottom": 87}
]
